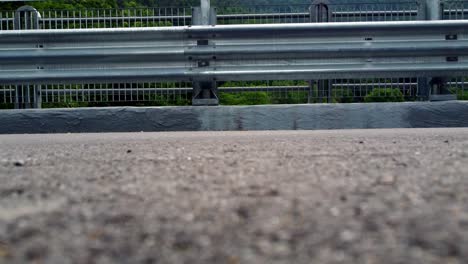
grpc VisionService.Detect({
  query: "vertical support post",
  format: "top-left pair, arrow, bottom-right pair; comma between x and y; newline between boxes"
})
14,5 -> 41,30
426,0 -> 442,20
307,81 -> 314,104
14,85 -> 20,109
34,85 -> 42,109
191,0 -> 219,106
310,0 -> 331,23
192,81 -> 219,106
200,0 -> 211,25
191,0 -> 216,26
417,0 -> 455,101
327,81 -> 332,103
310,0 -> 331,103
14,6 -> 42,109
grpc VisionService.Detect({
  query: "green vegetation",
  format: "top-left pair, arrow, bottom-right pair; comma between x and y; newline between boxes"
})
0,103 -> 14,109
1,83 -> 416,109
220,92 -> 270,105
364,88 -> 405,103
218,81 -> 310,105
330,89 -> 354,103
1,0 -> 309,10
449,89 -> 468,101
220,80 -> 308,87
272,91 -> 309,104
458,91 -> 468,100
219,91 -> 309,105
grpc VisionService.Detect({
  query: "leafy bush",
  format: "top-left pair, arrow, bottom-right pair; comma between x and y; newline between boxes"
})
364,88 -> 404,103
330,89 -> 354,103
219,81 -> 310,105
220,92 -> 271,105
456,90 -> 468,100
271,91 -> 309,104
0,103 -> 14,109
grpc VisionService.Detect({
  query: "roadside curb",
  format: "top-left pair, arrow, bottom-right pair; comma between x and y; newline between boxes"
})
1,102 -> 468,134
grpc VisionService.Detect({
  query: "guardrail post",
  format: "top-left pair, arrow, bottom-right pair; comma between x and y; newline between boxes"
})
33,85 -> 42,109
417,0 -> 456,101
201,0 -> 211,25
307,81 -> 314,103
310,0 -> 332,103
191,0 -> 219,106
14,5 -> 41,30
14,85 -> 20,109
14,6 -> 42,109
192,81 -> 218,106
192,0 -> 216,26
426,0 -> 442,20
310,0 -> 331,22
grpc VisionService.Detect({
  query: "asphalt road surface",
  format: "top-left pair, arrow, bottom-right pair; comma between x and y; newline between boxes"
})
1,128 -> 468,264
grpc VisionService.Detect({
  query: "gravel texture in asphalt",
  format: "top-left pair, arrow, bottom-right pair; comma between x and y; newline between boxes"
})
0,128 -> 468,264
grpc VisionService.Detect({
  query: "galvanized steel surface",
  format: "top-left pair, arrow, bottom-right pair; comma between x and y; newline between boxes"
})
1,0 -> 468,107
0,21 -> 468,85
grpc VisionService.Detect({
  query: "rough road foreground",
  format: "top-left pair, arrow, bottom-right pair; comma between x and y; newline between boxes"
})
0,129 -> 468,264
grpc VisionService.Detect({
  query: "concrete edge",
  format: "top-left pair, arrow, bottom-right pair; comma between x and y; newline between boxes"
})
0,102 -> 467,134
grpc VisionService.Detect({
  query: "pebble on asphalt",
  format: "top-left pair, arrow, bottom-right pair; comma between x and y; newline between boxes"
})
379,174 -> 396,185
13,160 -> 25,167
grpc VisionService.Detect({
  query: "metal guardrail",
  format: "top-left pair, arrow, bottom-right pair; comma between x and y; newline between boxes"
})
1,0 -> 468,108
1,21 -> 468,84
1,20 -> 467,107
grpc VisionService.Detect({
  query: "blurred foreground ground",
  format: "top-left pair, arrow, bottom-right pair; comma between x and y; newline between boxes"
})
1,129 -> 468,263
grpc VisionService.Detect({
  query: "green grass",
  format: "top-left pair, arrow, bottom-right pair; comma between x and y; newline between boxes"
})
456,90 -> 468,100
219,92 -> 271,105
364,88 -> 404,103
330,89 -> 355,103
